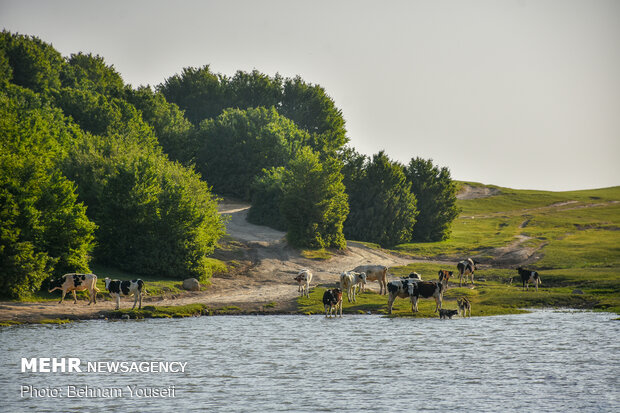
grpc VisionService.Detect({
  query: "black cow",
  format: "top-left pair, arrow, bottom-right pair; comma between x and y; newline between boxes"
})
323,288 -> 343,318
516,267 -> 541,291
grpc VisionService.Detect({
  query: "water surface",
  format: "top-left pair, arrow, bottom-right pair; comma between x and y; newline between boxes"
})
1,310 -> 618,412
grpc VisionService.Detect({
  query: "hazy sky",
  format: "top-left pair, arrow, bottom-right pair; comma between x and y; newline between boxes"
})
2,0 -> 619,191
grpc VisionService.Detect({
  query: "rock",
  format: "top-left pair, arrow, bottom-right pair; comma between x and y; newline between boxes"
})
182,278 -> 200,291
121,314 -> 130,320
572,289 -> 584,295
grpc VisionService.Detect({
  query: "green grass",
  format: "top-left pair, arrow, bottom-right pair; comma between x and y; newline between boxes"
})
108,304 -> 208,319
301,248 -> 333,260
395,184 -> 620,269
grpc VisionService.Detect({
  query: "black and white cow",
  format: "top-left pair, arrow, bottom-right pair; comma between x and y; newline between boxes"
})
457,258 -> 478,286
322,288 -> 343,318
516,267 -> 541,291
387,279 -> 444,314
104,278 -> 145,310
48,273 -> 99,305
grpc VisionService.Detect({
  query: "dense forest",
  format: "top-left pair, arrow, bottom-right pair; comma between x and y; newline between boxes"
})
0,31 -> 459,298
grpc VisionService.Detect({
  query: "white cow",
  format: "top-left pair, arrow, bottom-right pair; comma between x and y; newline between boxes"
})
48,273 -> 99,305
340,271 -> 367,303
353,265 -> 388,295
294,269 -> 313,298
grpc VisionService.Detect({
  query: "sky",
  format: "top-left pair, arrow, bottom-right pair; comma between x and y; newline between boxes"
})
1,0 -> 619,191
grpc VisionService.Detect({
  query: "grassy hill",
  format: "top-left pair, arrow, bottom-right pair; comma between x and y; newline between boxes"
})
300,183 -> 620,317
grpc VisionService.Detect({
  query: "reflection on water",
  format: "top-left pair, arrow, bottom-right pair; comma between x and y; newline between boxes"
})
1,310 -> 619,412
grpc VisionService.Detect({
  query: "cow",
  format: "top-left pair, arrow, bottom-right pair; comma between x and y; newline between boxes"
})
322,288 -> 343,317
386,278 -> 419,314
457,297 -> 471,317
402,272 -> 422,281
387,279 -> 444,314
439,309 -> 458,319
516,267 -> 542,291
438,270 -> 453,289
294,268 -> 313,298
413,281 -> 444,313
48,273 -> 99,305
353,265 -> 388,295
104,278 -> 145,310
457,258 -> 478,286
340,271 -> 367,303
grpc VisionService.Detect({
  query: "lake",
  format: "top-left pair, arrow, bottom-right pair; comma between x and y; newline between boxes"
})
1,310 -> 618,412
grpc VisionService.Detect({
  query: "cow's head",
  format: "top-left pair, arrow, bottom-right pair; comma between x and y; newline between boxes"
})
358,272 -> 367,284
104,277 -> 112,289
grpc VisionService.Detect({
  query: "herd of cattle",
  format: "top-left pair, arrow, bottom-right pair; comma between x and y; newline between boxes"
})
295,258 -> 542,318
48,273 -> 145,310
47,258 -> 542,316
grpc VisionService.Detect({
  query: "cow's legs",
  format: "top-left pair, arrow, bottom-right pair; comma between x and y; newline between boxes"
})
59,290 -> 67,304
115,295 -> 120,310
72,290 -> 77,304
387,295 -> 396,314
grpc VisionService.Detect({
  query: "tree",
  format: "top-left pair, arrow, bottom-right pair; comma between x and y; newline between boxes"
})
405,157 -> 460,242
280,76 -> 348,155
280,148 -> 348,249
343,151 -> 418,247
0,89 -> 96,297
195,107 -> 309,199
247,167 -> 287,231
1,31 -> 64,93
61,52 -> 125,98
158,65 -> 229,125
124,86 -> 195,163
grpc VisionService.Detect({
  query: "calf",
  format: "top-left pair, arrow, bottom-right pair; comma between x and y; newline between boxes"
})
457,297 -> 471,317
340,271 -> 367,303
104,278 -> 144,310
294,268 -> 313,298
49,273 -> 99,305
439,309 -> 458,319
438,270 -> 453,289
457,258 -> 478,286
353,265 -> 388,295
516,267 -> 541,291
322,288 -> 343,317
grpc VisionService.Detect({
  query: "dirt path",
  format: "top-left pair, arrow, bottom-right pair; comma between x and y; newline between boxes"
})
0,202 -> 416,322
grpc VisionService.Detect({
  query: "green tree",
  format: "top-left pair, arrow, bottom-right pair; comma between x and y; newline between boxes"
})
124,86 -> 195,163
158,65 -> 228,125
405,157 -> 460,242
1,31 -> 64,93
280,148 -> 348,249
60,52 -> 125,98
196,107 -> 309,199
280,76 -> 348,155
343,151 -> 418,247
247,167 -> 287,231
0,89 -> 96,297
228,69 -> 283,111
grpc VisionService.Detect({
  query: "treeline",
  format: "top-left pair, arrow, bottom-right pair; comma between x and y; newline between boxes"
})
0,31 -> 459,298
0,32 -> 225,298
